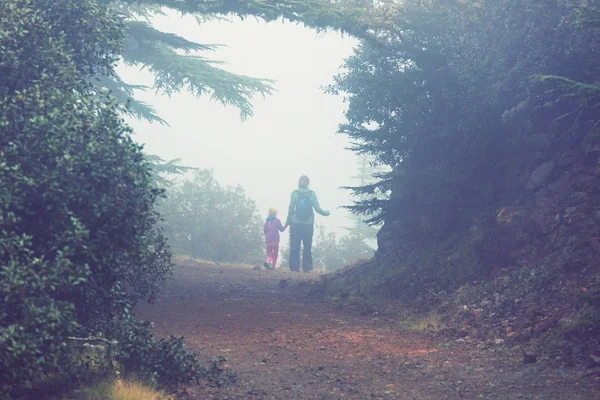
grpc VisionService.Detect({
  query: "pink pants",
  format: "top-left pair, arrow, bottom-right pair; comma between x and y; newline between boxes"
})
265,242 -> 279,269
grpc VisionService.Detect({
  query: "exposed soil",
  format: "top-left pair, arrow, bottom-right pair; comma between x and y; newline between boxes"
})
136,258 -> 600,399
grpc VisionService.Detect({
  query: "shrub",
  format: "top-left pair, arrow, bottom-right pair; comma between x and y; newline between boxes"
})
0,0 -> 195,396
160,170 -> 263,263
115,320 -> 201,389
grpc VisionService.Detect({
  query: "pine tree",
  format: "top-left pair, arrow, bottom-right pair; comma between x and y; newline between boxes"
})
343,154 -> 388,237
329,0 -> 600,238
347,155 -> 381,223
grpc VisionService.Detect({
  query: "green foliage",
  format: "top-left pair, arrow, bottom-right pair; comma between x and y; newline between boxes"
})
95,74 -> 168,125
119,14 -> 274,122
311,225 -> 374,271
532,74 -> 600,111
343,154 -> 386,239
115,320 -> 201,389
100,0 -> 374,123
328,0 -> 600,239
572,3 -> 600,28
160,170 -> 263,263
312,226 -> 345,271
145,154 -> 196,189
0,0 -> 202,396
126,0 -> 371,35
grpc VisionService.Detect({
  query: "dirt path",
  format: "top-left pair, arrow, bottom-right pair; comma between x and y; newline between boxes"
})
136,259 -> 600,399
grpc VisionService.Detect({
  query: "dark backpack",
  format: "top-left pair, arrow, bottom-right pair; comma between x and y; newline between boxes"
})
295,190 -> 314,220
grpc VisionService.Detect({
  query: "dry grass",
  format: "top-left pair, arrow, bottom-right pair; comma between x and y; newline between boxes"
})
397,310 -> 446,332
110,380 -> 171,400
413,310 -> 445,331
71,379 -> 171,400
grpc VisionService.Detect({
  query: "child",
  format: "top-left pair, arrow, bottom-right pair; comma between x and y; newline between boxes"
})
263,207 -> 286,270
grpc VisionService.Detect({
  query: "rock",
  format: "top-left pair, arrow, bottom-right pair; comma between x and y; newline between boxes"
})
523,351 -> 537,364
534,317 -> 557,334
565,206 -> 578,214
520,327 -> 532,342
493,293 -> 502,306
558,317 -> 576,330
529,161 -> 555,188
253,265 -> 261,271
513,314 -> 532,331
589,354 -> 600,367
279,279 -> 288,289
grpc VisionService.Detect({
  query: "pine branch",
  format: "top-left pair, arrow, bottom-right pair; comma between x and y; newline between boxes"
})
534,75 -> 600,95
124,97 -> 169,124
122,37 -> 274,120
341,179 -> 391,196
146,155 -> 197,188
124,0 -> 373,38
110,1 -> 378,123
111,0 -> 167,20
342,198 -> 388,225
126,20 -> 220,53
193,13 -> 230,25
533,75 -> 600,109
95,75 -> 168,124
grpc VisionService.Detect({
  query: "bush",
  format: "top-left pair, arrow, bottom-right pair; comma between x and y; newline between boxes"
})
279,225 -> 375,271
115,320 -> 201,389
0,0 -> 195,396
160,170 -> 263,263
312,226 -> 375,271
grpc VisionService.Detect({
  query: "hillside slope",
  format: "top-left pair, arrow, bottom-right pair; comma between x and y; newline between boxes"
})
320,137 -> 600,365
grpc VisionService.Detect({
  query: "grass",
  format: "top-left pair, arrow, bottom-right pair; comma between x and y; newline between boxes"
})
69,379 -> 171,400
398,309 -> 446,332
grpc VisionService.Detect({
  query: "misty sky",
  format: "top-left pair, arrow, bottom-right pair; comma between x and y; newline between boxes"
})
118,12 -> 360,238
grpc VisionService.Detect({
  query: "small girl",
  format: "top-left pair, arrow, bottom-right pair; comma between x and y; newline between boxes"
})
263,207 -> 286,270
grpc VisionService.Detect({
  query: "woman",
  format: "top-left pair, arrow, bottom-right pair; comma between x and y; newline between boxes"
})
284,175 -> 330,272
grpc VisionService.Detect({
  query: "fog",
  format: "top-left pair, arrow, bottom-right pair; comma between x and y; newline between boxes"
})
118,12 -> 359,237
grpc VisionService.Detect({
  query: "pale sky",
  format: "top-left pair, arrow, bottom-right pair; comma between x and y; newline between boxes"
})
118,12 -> 360,237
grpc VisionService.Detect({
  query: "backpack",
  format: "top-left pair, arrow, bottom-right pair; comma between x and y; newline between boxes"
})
264,218 -> 279,238
295,190 -> 314,221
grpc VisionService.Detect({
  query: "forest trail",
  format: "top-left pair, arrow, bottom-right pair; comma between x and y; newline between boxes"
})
136,259 -> 599,399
